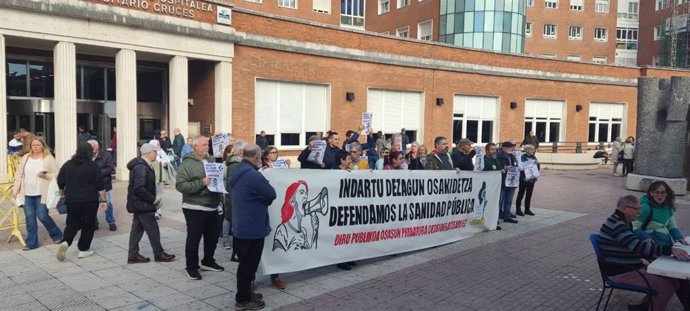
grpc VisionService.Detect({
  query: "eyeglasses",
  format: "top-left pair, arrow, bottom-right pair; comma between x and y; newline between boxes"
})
652,191 -> 667,195
626,205 -> 641,211
269,151 -> 278,154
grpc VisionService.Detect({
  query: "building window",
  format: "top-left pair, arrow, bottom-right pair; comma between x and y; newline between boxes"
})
527,0 -> 534,6
627,2 -> 639,19
595,0 -> 609,12
255,79 -> 329,148
654,26 -> 662,40
652,55 -> 661,66
279,0 -> 297,8
6,59 -> 55,98
592,56 -> 607,64
569,26 -> 582,40
341,0 -> 365,28
656,0 -> 668,10
397,26 -> 410,38
542,53 -> 557,59
245,0 -> 262,3
452,95 -> 498,145
570,0 -> 583,10
588,103 -> 624,143
526,22 -> 533,36
616,27 -> 638,50
567,55 -> 582,61
313,0 -> 331,13
543,24 -> 557,38
397,0 -> 410,8
545,0 -> 558,8
594,28 -> 608,41
418,20 -> 433,40
368,89 -> 422,140
524,100 -> 564,143
379,0 -> 390,14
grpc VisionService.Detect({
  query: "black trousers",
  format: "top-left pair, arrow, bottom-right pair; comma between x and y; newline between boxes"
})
235,238 -> 265,303
63,201 -> 98,251
622,159 -> 634,176
183,209 -> 222,270
128,212 -> 164,259
516,180 -> 536,211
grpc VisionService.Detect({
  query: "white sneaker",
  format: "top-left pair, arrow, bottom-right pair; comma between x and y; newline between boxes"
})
78,250 -> 94,259
613,173 -> 620,176
57,241 -> 68,262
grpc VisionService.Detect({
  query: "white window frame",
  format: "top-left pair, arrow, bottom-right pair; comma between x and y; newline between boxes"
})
452,95 -> 499,145
524,99 -> 565,144
654,26 -> 662,40
367,89 -> 423,137
545,0 -> 558,8
616,27 -> 638,50
592,56 -> 607,64
652,55 -> 661,66
569,26 -> 582,40
627,2 -> 639,19
570,0 -> 583,11
656,0 -> 669,10
278,0 -> 297,9
397,0 -> 411,8
340,0 -> 365,28
594,28 -> 608,41
397,26 -> 410,38
595,0 -> 609,12
588,103 -> 625,143
542,53 -> 557,59
543,24 -> 557,38
417,20 -> 433,40
525,22 -> 533,36
245,0 -> 262,3
313,0 -> 331,13
567,55 -> 582,61
379,0 -> 390,14
254,79 -> 330,149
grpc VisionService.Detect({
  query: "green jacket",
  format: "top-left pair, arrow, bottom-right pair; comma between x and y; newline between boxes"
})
175,152 -> 221,207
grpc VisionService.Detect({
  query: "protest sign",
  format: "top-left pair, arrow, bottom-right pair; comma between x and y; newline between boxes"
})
211,133 -> 229,158
272,159 -> 290,169
474,146 -> 485,172
260,170 -> 501,274
523,160 -> 540,180
505,166 -> 520,187
307,140 -> 327,164
362,112 -> 373,135
204,163 -> 227,193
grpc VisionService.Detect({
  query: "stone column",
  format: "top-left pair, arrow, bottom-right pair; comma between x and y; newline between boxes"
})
169,56 -> 188,138
115,49 -> 138,181
0,35 -> 8,182
53,42 -> 77,166
214,60 -> 232,134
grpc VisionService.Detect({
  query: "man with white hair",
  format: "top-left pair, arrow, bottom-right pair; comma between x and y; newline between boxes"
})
87,140 -> 117,231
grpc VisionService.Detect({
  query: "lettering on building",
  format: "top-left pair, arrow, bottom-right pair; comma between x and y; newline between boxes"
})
96,0 -> 215,20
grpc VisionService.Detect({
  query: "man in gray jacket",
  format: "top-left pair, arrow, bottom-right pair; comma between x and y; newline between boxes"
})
176,136 -> 223,280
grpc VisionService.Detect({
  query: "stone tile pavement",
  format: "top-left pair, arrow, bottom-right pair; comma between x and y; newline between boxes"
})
0,167 -> 687,310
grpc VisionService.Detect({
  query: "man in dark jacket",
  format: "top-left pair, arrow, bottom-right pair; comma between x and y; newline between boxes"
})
88,140 -> 117,231
256,131 -> 269,151
497,141 -> 519,224
176,136 -> 224,280
322,131 -> 340,169
451,138 -> 475,170
126,143 -> 175,264
172,128 -> 185,169
228,144 -> 277,311
298,135 -> 325,169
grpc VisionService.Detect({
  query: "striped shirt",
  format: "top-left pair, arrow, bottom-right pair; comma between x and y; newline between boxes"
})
597,209 -> 672,276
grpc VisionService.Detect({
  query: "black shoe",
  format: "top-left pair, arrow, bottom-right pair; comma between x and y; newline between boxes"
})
251,292 -> 264,302
200,262 -> 224,272
154,252 -> 175,262
503,218 -> 518,224
346,261 -> 357,266
628,302 -> 648,311
496,225 -> 502,230
525,210 -> 535,216
516,211 -> 525,216
109,223 -> 117,231
336,263 -> 352,271
186,269 -> 202,280
127,254 -> 151,264
510,213 -> 517,218
235,299 -> 265,311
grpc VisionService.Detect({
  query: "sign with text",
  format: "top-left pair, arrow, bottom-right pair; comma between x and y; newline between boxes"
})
211,133 -> 229,158
204,163 -> 227,193
307,140 -> 327,164
260,170 -> 501,274
85,0 -> 219,23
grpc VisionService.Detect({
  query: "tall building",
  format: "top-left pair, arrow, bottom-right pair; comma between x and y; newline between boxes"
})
614,0 -> 639,65
639,1 -> 690,67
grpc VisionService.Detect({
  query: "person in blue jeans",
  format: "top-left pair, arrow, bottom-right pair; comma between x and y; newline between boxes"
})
89,140 -> 117,231
12,137 -> 63,250
497,141 -> 519,224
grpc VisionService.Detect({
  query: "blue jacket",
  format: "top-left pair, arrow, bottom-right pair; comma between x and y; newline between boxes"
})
228,160 -> 277,239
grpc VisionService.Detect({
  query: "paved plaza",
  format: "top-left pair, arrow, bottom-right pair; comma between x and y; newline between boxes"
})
0,166 -> 688,311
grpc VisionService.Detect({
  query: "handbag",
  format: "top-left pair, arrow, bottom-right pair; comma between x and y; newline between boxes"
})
56,197 -> 68,215
46,178 -> 60,210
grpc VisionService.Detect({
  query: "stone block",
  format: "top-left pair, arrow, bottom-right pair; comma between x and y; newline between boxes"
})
625,173 -> 687,195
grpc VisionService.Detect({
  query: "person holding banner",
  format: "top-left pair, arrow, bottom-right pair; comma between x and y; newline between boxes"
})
515,145 -> 539,217
425,136 -> 454,170
175,136 -> 224,280
262,146 -> 290,169
228,144 -> 277,310
298,136 -> 325,169
452,138 -> 475,171
347,142 -> 369,170
497,141 -> 519,224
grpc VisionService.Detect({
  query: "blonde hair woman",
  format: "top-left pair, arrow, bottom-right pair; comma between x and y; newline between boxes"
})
12,137 -> 63,250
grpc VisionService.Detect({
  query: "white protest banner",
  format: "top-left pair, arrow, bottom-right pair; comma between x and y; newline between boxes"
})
505,166 -> 520,187
307,140 -> 327,164
362,112 -> 373,135
260,170 -> 501,274
523,160 -> 540,180
211,133 -> 230,158
272,159 -> 289,169
204,163 -> 227,193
